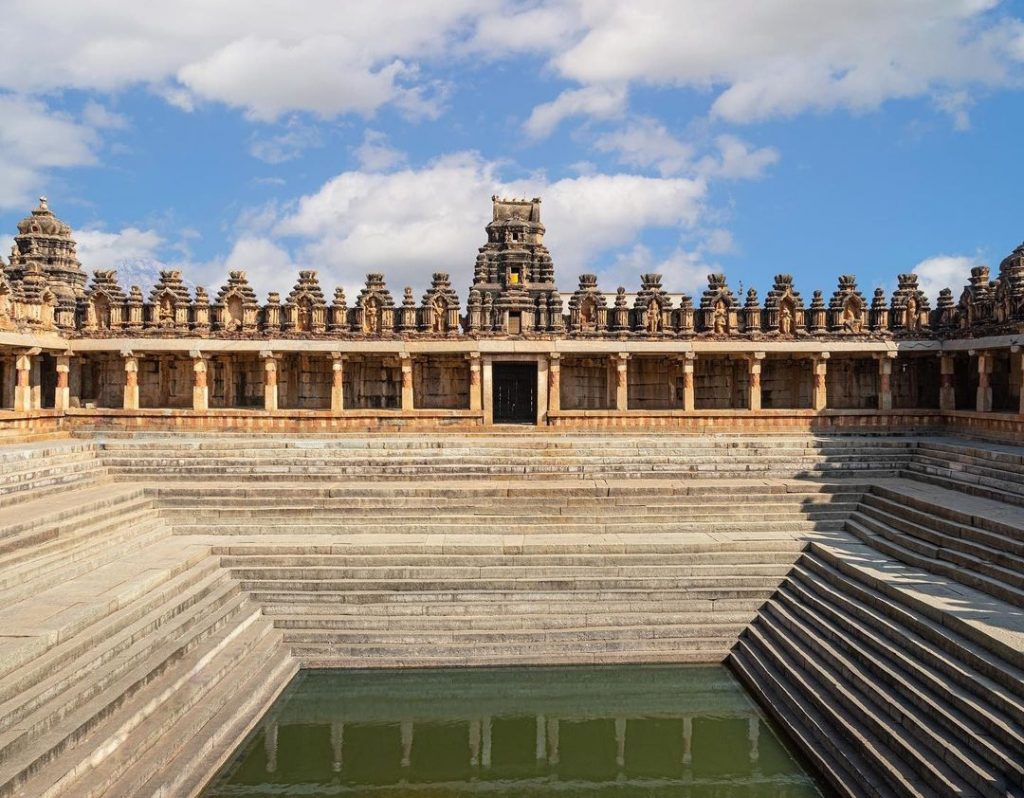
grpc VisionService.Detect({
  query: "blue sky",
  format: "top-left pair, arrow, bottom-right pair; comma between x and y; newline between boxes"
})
1,1 -> 1023,306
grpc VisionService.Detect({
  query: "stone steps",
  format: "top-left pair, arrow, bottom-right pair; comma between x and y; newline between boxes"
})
19,611 -> 286,798
732,542 -> 1024,797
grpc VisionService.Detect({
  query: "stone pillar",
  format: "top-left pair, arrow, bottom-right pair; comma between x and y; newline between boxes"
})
535,714 -> 546,762
13,351 -> 36,412
1015,346 -> 1024,416
974,350 -> 992,412
681,353 -> 695,411
748,716 -> 760,765
122,352 -> 139,411
54,354 -> 71,411
546,717 -> 560,765
939,353 -> 956,411
467,354 -> 482,412
682,715 -> 693,766
878,352 -> 895,411
262,352 -> 278,411
400,719 -> 414,768
812,353 -> 830,411
482,716 -> 492,770
748,353 -> 764,411
331,353 -> 345,412
30,357 -> 41,411
614,353 -> 629,412
191,351 -> 209,411
400,355 -> 414,410
615,717 -> 626,769
331,721 -> 344,773
265,721 -> 278,774
482,356 -> 494,424
548,353 -> 561,415
536,356 -> 549,425
469,719 -> 481,767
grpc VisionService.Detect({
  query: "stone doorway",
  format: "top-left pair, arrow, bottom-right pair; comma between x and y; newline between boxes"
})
492,362 -> 537,423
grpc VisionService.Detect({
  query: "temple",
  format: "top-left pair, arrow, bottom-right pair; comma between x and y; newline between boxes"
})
1,195 -> 1022,435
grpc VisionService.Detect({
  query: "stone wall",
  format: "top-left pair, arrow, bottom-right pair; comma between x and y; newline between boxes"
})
628,356 -> 678,410
695,358 -> 749,410
414,356 -> 469,410
561,357 -> 611,410
209,355 -> 264,409
826,357 -> 879,410
762,357 -> 812,409
892,354 -> 940,410
344,356 -> 401,410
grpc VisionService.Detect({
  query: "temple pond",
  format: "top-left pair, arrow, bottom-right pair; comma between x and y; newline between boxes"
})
203,665 -> 826,797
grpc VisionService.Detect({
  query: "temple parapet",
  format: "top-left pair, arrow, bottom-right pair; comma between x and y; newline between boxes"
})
0,197 -> 1022,340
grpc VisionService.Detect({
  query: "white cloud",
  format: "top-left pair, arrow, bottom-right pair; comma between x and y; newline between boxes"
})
0,1 -> 490,122
272,151 -> 706,296
524,84 -> 627,138
0,95 -> 101,209
594,117 -> 693,176
249,119 -> 322,164
912,254 -> 975,301
697,134 -> 779,180
76,226 -> 165,268
599,243 -> 711,296
540,1 -> 1023,125
354,130 -> 407,172
219,236 -> 298,297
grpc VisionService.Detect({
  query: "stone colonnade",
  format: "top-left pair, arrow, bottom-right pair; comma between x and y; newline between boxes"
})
259,711 -> 763,776
3,343 -> 1023,420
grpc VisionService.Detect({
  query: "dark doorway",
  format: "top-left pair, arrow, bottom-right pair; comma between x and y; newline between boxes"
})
493,362 -> 537,423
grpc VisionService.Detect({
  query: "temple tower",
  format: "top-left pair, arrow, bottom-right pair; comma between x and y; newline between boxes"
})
466,196 -> 560,335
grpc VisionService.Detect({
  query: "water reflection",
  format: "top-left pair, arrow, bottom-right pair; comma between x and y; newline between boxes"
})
204,666 -> 824,797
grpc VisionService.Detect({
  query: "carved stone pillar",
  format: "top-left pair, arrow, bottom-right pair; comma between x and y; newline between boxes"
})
939,353 -> 955,411
191,351 -> 208,411
331,353 -> 345,412
614,353 -> 629,412
748,353 -> 764,411
400,719 -> 414,768
13,350 -> 36,412
974,350 -> 992,412
812,353 -> 830,411
467,353 -> 482,412
482,356 -> 493,424
54,354 -> 71,411
400,355 -> 414,410
1015,346 -> 1024,416
548,353 -> 561,415
878,352 -> 895,411
331,721 -> 344,773
265,721 -> 278,774
681,352 -> 695,411
122,352 -> 139,411
262,352 -> 278,411
615,717 -> 626,769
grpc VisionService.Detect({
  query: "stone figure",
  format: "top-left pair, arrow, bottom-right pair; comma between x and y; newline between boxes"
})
647,300 -> 660,333
780,305 -> 793,335
713,301 -> 727,335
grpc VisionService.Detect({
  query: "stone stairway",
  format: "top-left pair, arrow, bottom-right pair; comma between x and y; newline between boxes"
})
903,439 -> 1024,506
732,488 -> 1024,798
93,433 -> 914,481
165,479 -> 852,667
0,469 -> 296,798
0,439 -> 106,507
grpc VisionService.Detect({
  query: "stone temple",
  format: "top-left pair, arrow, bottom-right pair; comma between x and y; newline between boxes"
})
0,195 -> 1021,796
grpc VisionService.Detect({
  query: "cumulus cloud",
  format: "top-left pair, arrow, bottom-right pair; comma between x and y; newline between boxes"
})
0,95 -> 102,209
912,254 -> 975,301
524,84 -> 627,138
593,117 -> 693,176
542,1 -> 1024,125
697,135 -> 779,180
249,119 -> 323,164
272,151 -> 706,295
353,130 -> 407,172
600,243 -> 712,296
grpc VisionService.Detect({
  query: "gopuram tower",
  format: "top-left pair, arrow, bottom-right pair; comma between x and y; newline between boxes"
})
465,196 -> 563,335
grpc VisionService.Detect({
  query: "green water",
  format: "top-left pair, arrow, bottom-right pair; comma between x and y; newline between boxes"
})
203,666 -> 825,797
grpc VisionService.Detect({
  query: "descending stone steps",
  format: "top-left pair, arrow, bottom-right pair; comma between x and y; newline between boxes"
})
732,541 -> 1024,798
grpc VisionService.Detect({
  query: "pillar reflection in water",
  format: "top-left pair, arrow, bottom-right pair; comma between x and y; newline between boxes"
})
205,666 -> 824,797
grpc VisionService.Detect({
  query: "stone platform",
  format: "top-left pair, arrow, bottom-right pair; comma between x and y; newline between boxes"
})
0,432 -> 1022,797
